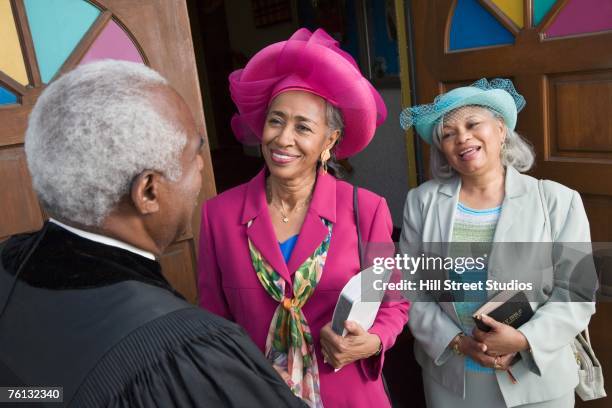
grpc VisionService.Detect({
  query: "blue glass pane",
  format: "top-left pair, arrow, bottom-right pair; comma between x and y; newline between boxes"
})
24,0 -> 100,83
0,86 -> 18,105
450,0 -> 515,51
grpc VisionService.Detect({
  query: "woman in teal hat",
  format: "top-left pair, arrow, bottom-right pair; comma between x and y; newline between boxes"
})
399,79 -> 595,407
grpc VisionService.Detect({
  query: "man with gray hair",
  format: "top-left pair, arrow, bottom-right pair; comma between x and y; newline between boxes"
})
0,60 -> 305,407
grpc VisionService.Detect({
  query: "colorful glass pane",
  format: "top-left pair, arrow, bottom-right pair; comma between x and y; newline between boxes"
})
546,0 -> 612,38
533,0 -> 557,26
450,0 -> 514,51
0,0 -> 29,85
80,20 -> 143,65
24,0 -> 100,83
0,86 -> 18,105
491,0 -> 524,28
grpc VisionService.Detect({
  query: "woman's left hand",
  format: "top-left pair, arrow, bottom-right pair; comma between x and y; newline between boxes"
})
319,321 -> 381,370
472,314 -> 530,356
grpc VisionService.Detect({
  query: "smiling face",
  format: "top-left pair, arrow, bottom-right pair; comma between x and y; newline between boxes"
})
261,90 -> 338,181
438,106 -> 506,177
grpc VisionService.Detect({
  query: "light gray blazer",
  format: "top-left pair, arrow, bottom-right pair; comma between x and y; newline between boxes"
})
400,166 -> 596,407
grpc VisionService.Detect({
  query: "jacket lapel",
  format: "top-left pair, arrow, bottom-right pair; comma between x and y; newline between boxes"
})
287,171 -> 336,275
436,167 -> 529,244
435,178 -> 460,256
241,168 -> 291,284
435,179 -> 461,325
488,167 -> 528,282
493,166 -> 528,241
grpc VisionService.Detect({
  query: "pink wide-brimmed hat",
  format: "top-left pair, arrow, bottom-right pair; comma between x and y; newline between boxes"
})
229,28 -> 387,159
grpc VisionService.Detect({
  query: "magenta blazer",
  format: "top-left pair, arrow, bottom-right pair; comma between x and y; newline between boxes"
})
198,169 -> 409,407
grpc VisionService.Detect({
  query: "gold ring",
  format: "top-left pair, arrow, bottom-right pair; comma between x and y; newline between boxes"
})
493,356 -> 501,369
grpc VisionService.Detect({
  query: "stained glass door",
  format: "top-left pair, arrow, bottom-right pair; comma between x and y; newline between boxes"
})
409,1 -> 611,406
0,0 -> 213,303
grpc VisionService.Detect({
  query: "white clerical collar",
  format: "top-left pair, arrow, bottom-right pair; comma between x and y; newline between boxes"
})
49,218 -> 156,261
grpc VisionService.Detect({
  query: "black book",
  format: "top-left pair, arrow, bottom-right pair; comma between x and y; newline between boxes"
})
472,290 -> 534,332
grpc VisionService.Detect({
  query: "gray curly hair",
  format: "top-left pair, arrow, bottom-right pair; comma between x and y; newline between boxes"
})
430,106 -> 535,180
25,60 -> 187,227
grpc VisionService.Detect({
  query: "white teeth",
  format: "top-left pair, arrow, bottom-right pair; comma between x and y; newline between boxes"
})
459,147 -> 478,156
273,152 -> 294,160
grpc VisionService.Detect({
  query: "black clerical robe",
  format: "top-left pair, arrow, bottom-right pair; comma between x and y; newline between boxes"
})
0,222 -> 305,407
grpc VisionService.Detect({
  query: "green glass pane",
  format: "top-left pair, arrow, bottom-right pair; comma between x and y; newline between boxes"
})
534,0 -> 557,26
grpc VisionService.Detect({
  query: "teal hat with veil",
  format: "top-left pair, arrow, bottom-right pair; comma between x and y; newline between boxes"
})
400,78 -> 526,144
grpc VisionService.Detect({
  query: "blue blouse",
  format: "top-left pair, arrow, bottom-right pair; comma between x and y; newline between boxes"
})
278,235 -> 299,263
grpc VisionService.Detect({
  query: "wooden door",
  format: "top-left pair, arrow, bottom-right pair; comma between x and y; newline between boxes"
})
409,1 -> 611,406
0,0 -> 215,303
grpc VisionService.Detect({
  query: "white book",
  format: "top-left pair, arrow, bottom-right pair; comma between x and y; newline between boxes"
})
331,265 -> 391,337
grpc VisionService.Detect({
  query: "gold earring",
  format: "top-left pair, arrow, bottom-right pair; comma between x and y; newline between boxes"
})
320,149 -> 331,174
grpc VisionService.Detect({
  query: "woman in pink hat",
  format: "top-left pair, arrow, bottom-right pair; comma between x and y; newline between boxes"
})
198,28 -> 409,407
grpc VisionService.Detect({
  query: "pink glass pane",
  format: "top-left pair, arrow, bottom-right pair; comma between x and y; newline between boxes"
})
80,20 -> 143,64
546,0 -> 612,38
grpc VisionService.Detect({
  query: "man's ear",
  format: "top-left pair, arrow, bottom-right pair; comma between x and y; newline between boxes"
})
131,171 -> 161,215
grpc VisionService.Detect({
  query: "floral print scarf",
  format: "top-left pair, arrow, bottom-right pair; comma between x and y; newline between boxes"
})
247,218 -> 332,408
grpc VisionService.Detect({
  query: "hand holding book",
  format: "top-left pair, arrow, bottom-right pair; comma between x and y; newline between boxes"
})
470,290 -> 532,355
320,321 -> 382,371
324,265 -> 388,370
468,290 -> 534,384
472,314 -> 531,356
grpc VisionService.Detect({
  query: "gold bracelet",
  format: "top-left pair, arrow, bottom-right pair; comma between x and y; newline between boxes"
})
374,341 -> 383,356
452,333 -> 465,356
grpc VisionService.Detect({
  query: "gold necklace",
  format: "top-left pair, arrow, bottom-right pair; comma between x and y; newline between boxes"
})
266,182 -> 312,223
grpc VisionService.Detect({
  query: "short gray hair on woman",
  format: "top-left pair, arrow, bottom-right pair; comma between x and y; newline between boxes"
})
326,101 -> 344,139
429,106 -> 535,180
25,60 -> 187,227
325,102 -> 347,177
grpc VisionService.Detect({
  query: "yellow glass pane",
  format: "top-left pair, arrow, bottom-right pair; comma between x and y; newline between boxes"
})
492,0 -> 524,28
0,0 -> 28,85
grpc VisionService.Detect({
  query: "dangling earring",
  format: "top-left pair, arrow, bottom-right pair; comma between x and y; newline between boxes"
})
320,149 -> 331,174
